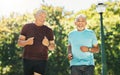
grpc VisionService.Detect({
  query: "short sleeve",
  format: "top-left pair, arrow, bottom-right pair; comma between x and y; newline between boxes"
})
20,24 -> 28,36
47,28 -> 54,41
92,31 -> 98,45
68,33 -> 71,45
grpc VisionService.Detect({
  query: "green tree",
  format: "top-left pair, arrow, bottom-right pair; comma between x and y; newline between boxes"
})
0,1 -> 120,75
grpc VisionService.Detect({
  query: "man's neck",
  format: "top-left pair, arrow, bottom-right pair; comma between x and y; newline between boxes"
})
77,28 -> 85,32
35,22 -> 43,26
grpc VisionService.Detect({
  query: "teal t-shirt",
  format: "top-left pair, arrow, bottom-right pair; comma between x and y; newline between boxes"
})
68,29 -> 98,66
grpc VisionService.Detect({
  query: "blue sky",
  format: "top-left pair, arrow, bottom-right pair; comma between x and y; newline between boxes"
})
0,0 -> 108,18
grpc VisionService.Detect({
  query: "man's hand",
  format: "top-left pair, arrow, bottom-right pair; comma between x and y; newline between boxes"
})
80,46 -> 88,52
42,36 -> 49,46
68,53 -> 73,60
34,72 -> 41,75
48,41 -> 55,51
26,37 -> 34,45
18,35 -> 34,47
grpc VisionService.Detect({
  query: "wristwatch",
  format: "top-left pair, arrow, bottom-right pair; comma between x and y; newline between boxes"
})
88,47 -> 92,52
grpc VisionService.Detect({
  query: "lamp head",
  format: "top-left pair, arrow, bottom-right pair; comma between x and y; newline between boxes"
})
96,2 -> 106,13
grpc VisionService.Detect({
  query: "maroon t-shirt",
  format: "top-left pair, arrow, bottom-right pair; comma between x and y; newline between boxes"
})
21,23 -> 54,60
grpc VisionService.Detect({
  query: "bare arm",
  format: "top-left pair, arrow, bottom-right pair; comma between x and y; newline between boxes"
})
17,35 -> 34,47
48,40 -> 56,51
42,36 -> 55,51
17,35 -> 26,47
67,44 -> 72,60
68,45 -> 72,54
90,44 -> 99,53
80,44 -> 99,53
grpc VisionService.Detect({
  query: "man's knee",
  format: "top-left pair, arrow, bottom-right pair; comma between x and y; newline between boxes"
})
34,72 -> 41,75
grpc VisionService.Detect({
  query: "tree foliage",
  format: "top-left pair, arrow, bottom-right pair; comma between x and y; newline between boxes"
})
0,1 -> 120,75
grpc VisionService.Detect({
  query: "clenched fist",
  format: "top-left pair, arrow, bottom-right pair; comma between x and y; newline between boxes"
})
42,36 -> 49,46
26,37 -> 34,45
68,53 -> 73,60
80,46 -> 88,52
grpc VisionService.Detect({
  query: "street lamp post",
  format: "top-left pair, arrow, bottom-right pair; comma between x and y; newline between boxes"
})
96,2 -> 107,75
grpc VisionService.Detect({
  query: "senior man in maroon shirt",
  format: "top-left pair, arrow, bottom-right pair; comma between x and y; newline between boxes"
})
18,9 -> 55,75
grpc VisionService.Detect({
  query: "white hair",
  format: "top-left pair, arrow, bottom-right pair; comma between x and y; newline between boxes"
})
75,14 -> 86,22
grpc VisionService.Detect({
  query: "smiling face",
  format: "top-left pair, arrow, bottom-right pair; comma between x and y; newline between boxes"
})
34,10 -> 47,26
75,14 -> 87,31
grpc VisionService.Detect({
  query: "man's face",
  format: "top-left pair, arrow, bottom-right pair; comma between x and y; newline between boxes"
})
35,13 -> 46,26
75,17 -> 87,31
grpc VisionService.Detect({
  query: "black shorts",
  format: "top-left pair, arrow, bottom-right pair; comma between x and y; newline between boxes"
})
23,59 -> 47,75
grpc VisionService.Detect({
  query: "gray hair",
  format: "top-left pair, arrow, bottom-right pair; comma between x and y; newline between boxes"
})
75,14 -> 86,22
34,9 -> 47,17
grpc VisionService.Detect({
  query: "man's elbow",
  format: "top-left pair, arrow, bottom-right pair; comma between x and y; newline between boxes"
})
17,43 -> 24,47
96,50 -> 99,53
95,48 -> 100,53
17,41 -> 25,47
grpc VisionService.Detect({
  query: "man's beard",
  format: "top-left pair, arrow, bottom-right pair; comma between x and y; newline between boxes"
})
77,27 -> 85,31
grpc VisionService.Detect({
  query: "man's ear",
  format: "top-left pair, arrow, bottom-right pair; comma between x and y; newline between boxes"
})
75,22 -> 77,25
85,21 -> 87,25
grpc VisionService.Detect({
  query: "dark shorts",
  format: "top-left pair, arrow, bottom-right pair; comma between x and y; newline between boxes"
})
23,59 -> 47,75
71,65 -> 94,75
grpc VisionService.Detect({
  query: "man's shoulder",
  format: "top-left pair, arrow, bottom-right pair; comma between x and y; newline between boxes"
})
43,25 -> 52,30
23,23 -> 33,27
85,29 -> 94,33
68,29 -> 77,35
25,23 -> 34,26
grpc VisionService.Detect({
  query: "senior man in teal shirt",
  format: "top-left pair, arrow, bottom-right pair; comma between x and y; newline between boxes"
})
68,14 -> 99,75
